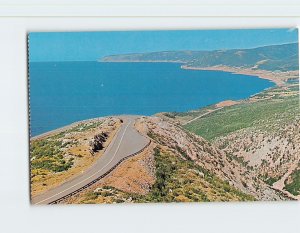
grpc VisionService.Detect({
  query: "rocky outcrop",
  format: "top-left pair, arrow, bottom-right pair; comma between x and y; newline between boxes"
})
89,132 -> 108,154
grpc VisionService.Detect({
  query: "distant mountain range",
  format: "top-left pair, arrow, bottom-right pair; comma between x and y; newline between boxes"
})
100,43 -> 299,72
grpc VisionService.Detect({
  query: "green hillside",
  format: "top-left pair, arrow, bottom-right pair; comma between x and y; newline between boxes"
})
72,147 -> 255,203
101,43 -> 299,72
184,95 -> 299,141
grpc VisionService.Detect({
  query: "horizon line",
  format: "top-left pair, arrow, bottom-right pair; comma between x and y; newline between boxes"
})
29,41 -> 299,63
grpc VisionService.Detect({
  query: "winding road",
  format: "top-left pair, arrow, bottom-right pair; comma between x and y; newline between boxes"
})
31,116 -> 150,205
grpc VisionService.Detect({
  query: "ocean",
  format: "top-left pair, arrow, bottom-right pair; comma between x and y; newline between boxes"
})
29,62 -> 274,136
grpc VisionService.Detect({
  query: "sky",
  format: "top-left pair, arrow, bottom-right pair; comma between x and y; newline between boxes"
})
29,28 -> 298,62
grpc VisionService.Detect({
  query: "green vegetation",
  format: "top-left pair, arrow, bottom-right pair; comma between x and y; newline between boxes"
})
102,43 -> 298,72
260,174 -> 281,186
30,121 -> 103,173
184,96 -> 299,141
72,121 -> 102,132
30,139 -> 73,173
81,147 -> 255,203
226,153 -> 249,168
284,168 -> 300,196
162,112 -> 176,118
167,106 -> 211,118
136,148 -> 254,202
265,177 -> 280,186
50,121 -> 102,140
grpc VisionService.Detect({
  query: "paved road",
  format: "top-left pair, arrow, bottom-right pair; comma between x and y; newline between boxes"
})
31,116 -> 149,205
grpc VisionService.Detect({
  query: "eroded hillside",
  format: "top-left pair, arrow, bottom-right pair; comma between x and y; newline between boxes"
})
61,115 -> 288,204
173,82 -> 299,200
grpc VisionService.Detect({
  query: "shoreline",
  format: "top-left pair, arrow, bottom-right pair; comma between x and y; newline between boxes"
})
101,60 -> 298,87
181,65 -> 288,86
31,63 -> 298,140
31,114 -> 144,140
30,117 -> 106,141
99,60 -> 183,64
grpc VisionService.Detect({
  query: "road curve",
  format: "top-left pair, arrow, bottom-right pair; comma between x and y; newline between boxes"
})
31,115 -> 150,205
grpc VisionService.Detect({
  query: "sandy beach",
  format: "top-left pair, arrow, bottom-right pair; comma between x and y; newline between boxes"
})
181,65 -> 299,87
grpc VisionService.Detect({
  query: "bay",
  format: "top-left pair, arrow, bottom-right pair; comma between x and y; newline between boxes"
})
29,62 -> 274,136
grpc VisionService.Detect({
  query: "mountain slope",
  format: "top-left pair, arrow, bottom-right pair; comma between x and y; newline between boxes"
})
100,43 -> 299,72
173,84 -> 300,200
62,115 -> 287,204
138,116 -> 285,201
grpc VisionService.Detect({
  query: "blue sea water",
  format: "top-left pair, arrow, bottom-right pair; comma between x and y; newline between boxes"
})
29,62 -> 274,136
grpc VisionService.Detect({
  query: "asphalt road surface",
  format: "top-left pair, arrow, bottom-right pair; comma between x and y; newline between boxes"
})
31,115 -> 149,205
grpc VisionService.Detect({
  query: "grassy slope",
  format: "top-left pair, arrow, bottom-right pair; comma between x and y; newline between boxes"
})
76,147 -> 255,204
136,148 -> 255,202
182,89 -> 299,197
184,96 -> 299,141
30,121 -> 102,174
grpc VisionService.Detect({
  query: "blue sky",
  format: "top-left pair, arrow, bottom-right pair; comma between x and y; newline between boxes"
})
29,28 -> 298,62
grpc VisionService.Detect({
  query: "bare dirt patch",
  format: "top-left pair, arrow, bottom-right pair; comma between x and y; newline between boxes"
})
215,100 -> 238,108
63,141 -> 156,204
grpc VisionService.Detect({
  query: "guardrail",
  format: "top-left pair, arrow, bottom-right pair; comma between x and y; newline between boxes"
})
49,140 -> 151,204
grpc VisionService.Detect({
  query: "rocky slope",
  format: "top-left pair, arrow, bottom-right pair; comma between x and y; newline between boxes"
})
173,83 -> 299,200
31,87 -> 297,203
62,114 -> 288,204
213,112 -> 300,199
137,116 -> 286,201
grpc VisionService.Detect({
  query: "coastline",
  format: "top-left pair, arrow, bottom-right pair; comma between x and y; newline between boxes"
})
31,114 -> 143,140
30,117 -> 106,141
100,60 -> 298,87
31,62 -> 298,139
99,60 -> 183,64
181,65 -> 291,87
